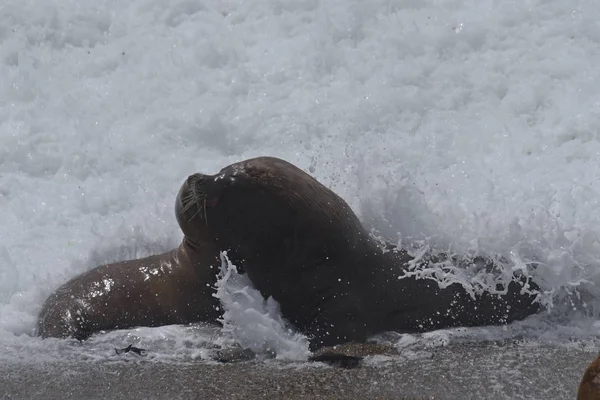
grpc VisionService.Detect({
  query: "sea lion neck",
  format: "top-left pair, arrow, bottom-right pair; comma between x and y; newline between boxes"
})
180,237 -> 221,273
182,236 -> 206,253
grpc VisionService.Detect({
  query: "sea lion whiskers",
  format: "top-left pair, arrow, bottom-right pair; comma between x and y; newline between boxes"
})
179,192 -> 197,213
179,187 -> 208,223
190,178 -> 210,225
189,202 -> 206,224
179,196 -> 196,217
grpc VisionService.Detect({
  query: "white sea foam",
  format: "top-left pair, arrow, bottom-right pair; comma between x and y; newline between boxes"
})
215,252 -> 310,360
2,0 -> 600,363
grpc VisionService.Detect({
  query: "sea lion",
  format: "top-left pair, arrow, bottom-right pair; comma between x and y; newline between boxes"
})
188,156 -> 540,349
578,354 -> 600,400
37,175 -> 222,340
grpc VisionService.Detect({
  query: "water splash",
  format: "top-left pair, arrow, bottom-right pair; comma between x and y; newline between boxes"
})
214,252 -> 310,361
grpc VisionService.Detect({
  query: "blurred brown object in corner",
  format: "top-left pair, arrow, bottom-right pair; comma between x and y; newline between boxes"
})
579,354 -> 600,400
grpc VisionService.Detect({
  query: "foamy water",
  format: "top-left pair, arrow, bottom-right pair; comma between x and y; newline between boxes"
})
2,0 -> 600,363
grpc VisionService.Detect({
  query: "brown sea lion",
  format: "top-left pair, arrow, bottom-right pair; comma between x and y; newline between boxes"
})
188,156 -> 540,349
37,175 -> 222,340
578,354 -> 600,400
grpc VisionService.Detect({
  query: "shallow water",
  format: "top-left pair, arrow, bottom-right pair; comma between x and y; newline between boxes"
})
2,0 -> 600,376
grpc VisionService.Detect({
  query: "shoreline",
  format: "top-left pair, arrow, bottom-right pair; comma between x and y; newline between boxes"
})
1,341 -> 592,399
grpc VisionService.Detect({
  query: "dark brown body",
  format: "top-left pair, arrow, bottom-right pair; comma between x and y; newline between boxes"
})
39,156 -> 540,347
579,354 -> 600,400
38,178 -> 222,340
191,156 -> 540,349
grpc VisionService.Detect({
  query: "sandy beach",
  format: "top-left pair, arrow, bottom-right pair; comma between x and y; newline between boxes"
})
1,341 -> 592,400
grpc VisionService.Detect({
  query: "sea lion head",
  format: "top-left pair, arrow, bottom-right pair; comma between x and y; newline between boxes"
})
182,156 -> 367,265
175,173 -> 220,247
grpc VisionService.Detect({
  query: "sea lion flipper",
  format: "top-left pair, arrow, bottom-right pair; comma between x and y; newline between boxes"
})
37,291 -> 93,341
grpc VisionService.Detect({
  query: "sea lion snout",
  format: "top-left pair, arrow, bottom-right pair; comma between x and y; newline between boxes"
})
175,175 -> 209,231
189,173 -> 221,207
184,173 -> 209,194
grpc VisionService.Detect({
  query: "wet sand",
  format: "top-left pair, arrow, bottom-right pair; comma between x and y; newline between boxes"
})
0,341 -> 593,399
